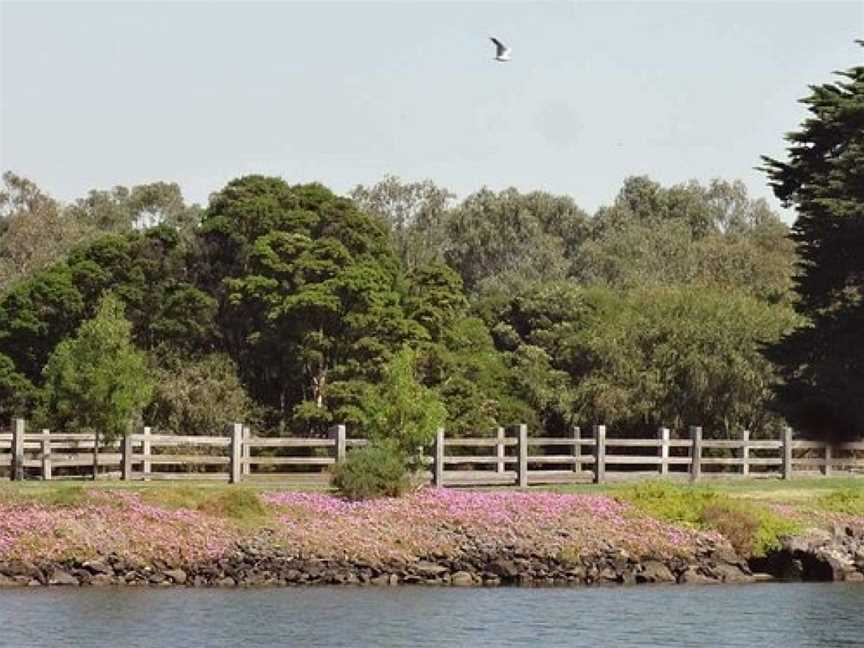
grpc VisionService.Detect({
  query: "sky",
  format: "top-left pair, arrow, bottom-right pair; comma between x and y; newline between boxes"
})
1,1 -> 862,220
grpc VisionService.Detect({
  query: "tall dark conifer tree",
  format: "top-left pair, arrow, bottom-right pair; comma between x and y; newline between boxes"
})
761,43 -> 864,440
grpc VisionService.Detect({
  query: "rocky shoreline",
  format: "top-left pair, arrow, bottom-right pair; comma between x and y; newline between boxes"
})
1,488 -> 863,590
0,537 -> 757,588
4,526 -> 864,589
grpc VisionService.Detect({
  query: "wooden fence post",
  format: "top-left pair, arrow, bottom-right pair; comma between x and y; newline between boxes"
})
142,426 -> 152,481
496,427 -> 505,475
433,427 -> 445,487
229,422 -> 243,484
782,426 -> 793,480
41,429 -> 52,481
242,425 -> 252,477
572,426 -> 582,475
12,418 -> 24,482
823,444 -> 832,477
659,427 -> 669,476
741,429 -> 750,477
593,424 -> 606,484
121,433 -> 133,481
689,426 -> 702,482
511,424 -> 528,488
330,424 -> 346,464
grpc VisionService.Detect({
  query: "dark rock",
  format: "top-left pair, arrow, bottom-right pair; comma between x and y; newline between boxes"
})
0,573 -> 23,587
678,568 -> 716,585
164,569 -> 187,584
48,569 -> 79,586
707,562 -> 754,583
89,574 -> 115,587
638,560 -> 675,584
413,561 -> 449,578
488,559 -> 520,579
82,560 -> 113,575
451,571 -> 475,586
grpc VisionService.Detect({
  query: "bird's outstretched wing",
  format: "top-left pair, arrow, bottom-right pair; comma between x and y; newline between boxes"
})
490,37 -> 508,56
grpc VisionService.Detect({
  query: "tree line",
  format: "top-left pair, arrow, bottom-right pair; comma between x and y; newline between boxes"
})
0,48 -> 860,442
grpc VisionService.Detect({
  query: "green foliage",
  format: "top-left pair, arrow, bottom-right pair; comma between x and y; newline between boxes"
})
206,176 -> 420,431
761,46 -> 864,440
444,187 -> 589,295
618,481 -> 717,526
577,177 -> 796,303
195,489 -> 268,523
0,353 -> 40,422
817,489 -> 864,516
350,176 -> 454,272
620,482 -> 798,557
330,440 -> 410,500
405,263 -> 531,433
360,346 -> 447,460
145,352 -> 259,434
701,501 -> 798,557
42,293 -> 153,443
489,282 -> 799,436
0,172 -> 94,293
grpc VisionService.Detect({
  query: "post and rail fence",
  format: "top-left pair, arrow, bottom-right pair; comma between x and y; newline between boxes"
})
2,418 -> 862,486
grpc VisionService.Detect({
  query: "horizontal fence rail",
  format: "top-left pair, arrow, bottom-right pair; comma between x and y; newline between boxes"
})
3,419 -> 864,485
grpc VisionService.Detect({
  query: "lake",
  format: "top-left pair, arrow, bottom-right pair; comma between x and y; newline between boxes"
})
0,583 -> 861,647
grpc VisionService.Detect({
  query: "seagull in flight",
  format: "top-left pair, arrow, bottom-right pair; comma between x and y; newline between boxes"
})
490,37 -> 511,62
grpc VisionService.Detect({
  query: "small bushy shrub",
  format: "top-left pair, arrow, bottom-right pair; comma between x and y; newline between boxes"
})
817,489 -> 864,516
701,501 -> 797,557
619,481 -> 798,557
331,441 -> 410,500
196,489 -> 268,523
618,481 -> 717,526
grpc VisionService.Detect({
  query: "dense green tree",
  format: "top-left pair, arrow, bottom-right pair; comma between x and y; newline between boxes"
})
0,264 -> 85,383
204,176 -> 420,431
445,187 -> 589,295
145,352 -> 258,434
577,178 -> 796,302
0,173 -> 93,292
761,46 -> 864,440
66,181 -> 200,233
358,345 -> 447,463
0,354 -> 40,423
350,176 -> 454,272
42,294 -> 153,477
404,263 -> 533,433
488,283 -> 799,437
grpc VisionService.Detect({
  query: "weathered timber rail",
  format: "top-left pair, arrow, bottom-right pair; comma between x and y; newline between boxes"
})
2,418 -> 862,485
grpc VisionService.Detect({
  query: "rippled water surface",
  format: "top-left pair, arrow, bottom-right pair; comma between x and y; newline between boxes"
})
0,583 -> 862,647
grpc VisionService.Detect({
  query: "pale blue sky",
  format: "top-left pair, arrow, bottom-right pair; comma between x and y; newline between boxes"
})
1,1 -> 862,218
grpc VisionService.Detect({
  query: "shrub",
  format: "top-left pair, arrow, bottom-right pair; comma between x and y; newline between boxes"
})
360,346 -> 447,466
619,481 -> 798,557
331,441 -> 411,500
196,489 -> 268,523
701,502 -> 797,557
618,481 -> 717,526
817,489 -> 864,516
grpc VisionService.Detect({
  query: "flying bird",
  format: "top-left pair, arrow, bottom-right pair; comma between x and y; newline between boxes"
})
490,37 -> 511,62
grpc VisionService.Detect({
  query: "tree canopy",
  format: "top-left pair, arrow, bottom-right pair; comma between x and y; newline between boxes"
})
0,168 -> 808,439
762,45 -> 864,440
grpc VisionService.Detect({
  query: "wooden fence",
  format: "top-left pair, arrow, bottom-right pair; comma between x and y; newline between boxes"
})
2,419 -> 863,485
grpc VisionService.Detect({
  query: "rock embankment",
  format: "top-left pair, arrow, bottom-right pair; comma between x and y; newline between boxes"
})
752,524 -> 864,582
0,537 -> 755,588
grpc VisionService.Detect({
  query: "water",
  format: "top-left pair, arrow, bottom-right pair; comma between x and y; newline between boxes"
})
0,583 -> 861,647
